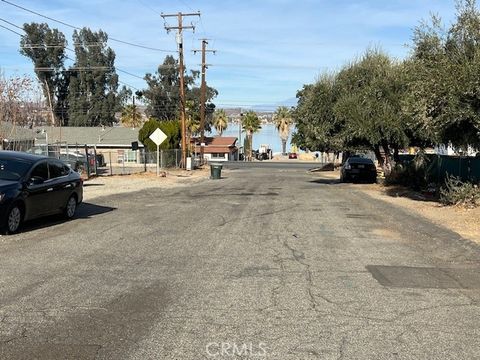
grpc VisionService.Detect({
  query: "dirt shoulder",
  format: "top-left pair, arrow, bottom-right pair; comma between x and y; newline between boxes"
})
83,167 -> 211,201
316,170 -> 480,244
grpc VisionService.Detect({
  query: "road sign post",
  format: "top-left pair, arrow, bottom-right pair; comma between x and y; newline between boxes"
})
149,128 -> 168,176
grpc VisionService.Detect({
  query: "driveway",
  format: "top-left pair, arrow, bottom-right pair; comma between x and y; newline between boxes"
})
0,166 -> 479,359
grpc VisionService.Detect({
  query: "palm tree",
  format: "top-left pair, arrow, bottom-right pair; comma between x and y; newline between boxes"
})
274,106 -> 293,155
213,109 -> 228,136
120,104 -> 142,129
241,110 -> 261,160
186,115 -> 200,153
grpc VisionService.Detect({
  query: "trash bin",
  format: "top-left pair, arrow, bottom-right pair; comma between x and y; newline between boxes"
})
210,163 -> 223,179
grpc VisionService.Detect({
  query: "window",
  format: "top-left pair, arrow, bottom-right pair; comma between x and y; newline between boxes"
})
49,160 -> 69,179
211,153 -> 225,158
30,161 -> 48,181
126,150 -> 137,162
0,159 -> 32,181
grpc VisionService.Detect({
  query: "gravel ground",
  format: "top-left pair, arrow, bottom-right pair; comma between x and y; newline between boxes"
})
317,170 -> 480,244
83,167 -> 211,201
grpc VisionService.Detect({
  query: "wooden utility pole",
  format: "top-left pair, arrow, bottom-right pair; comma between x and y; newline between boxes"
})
193,39 -> 216,161
161,11 -> 200,168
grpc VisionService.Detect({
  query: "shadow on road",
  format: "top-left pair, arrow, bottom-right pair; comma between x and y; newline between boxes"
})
20,202 -> 116,233
309,178 -> 341,185
76,202 -> 116,218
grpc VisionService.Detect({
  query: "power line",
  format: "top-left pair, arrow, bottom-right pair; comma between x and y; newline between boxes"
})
0,0 -> 176,52
0,23 -> 23,37
0,21 -> 150,86
117,68 -> 144,80
135,0 -> 162,16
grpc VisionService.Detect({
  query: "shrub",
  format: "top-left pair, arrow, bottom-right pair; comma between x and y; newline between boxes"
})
440,175 -> 480,208
385,151 -> 432,190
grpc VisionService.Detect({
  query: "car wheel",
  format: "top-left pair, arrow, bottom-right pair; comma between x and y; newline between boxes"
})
5,203 -> 23,234
64,195 -> 77,219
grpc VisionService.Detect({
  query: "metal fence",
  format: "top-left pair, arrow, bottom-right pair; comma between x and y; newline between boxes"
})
25,145 -> 183,177
398,154 -> 480,183
97,149 -> 182,176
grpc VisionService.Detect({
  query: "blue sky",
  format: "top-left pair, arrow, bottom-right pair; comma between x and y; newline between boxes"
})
0,0 -> 457,108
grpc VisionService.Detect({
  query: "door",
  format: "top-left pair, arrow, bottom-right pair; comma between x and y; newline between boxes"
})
24,160 -> 52,219
47,159 -> 72,212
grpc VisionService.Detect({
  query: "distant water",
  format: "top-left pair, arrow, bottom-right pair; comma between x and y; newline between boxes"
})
209,123 -> 294,153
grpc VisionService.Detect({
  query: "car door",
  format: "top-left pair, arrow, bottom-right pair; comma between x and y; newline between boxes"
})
24,160 -> 52,219
47,159 -> 72,212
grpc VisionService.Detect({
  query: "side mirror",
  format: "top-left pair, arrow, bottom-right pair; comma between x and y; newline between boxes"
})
28,176 -> 44,186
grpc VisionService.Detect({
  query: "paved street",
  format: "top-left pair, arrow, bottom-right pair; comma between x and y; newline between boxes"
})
1,166 -> 479,359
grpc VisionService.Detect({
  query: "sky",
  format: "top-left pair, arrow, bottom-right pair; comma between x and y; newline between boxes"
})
0,0 -> 458,109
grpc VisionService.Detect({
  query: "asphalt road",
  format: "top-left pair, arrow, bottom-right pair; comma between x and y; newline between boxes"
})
1,166 -> 479,359
222,160 -> 325,170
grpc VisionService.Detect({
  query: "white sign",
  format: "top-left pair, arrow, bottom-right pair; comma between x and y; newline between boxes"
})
149,128 -> 167,146
149,128 -> 168,176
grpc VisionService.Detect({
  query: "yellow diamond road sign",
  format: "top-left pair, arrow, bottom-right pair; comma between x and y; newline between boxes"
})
149,128 -> 167,146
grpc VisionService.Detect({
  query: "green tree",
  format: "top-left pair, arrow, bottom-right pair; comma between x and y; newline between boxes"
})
406,0 -> 480,149
143,56 -> 217,123
274,106 -> 293,154
20,22 -> 68,126
333,49 -> 410,167
67,28 -> 123,126
292,74 -> 340,153
213,109 -> 228,136
120,104 -> 142,129
241,111 -> 261,160
138,118 -> 181,151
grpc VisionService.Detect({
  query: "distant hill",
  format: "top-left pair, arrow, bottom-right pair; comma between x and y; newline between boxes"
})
218,97 -> 298,114
251,97 -> 298,112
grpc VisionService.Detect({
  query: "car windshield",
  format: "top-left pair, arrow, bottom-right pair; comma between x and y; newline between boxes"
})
0,158 -> 33,181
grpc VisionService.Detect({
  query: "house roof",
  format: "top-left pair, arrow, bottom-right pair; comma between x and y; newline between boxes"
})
0,122 -> 36,141
33,126 -> 142,147
191,136 -> 237,146
191,136 -> 238,154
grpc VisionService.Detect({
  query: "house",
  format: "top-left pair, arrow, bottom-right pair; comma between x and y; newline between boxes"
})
191,136 -> 238,162
32,126 -> 144,164
0,122 -> 36,151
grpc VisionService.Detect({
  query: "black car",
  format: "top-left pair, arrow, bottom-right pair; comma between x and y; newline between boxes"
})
340,157 -> 377,183
0,151 -> 83,234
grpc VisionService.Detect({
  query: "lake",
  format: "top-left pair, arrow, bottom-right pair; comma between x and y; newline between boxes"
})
209,123 -> 295,154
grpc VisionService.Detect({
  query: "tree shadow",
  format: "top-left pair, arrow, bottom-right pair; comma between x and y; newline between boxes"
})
309,178 -> 342,185
20,202 -> 116,233
382,185 -> 439,203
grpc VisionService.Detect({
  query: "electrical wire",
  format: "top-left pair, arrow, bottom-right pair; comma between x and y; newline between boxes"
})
0,21 -> 147,92
0,0 -> 176,52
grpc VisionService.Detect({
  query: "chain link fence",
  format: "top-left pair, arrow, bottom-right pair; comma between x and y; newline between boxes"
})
95,149 -> 181,176
27,145 -> 183,177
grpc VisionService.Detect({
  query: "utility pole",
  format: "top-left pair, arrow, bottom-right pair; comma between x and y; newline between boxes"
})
132,94 -> 136,129
193,39 -> 216,161
161,11 -> 200,168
